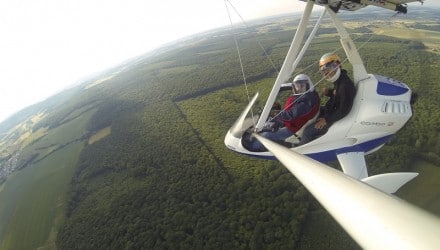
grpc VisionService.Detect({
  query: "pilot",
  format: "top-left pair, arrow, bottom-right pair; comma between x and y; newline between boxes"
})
299,52 -> 356,145
244,74 -> 320,151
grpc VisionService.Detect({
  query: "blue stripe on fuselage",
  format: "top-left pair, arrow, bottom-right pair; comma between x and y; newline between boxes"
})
236,135 -> 394,163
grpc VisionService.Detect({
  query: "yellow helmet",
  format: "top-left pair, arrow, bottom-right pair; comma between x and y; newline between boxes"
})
319,53 -> 341,68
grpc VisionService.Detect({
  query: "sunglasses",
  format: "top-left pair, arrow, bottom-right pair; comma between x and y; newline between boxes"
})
320,61 -> 339,74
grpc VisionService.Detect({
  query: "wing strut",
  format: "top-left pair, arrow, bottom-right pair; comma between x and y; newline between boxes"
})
326,5 -> 368,84
254,133 -> 440,249
255,0 -> 315,131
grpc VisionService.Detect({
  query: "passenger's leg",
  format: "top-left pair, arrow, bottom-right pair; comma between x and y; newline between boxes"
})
262,127 -> 293,142
299,123 -> 329,145
243,127 -> 293,151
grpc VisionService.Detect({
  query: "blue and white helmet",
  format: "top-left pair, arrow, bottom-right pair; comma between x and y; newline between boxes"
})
293,74 -> 314,93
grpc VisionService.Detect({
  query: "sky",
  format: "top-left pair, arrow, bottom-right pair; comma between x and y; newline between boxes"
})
0,0 -> 308,123
0,0 -> 434,123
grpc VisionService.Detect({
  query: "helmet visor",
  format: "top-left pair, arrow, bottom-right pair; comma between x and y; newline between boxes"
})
293,79 -> 308,85
293,80 -> 308,93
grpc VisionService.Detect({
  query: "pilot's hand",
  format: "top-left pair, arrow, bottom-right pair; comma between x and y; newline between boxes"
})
263,121 -> 279,132
272,102 -> 281,110
269,110 -> 280,117
322,87 -> 333,97
314,118 -> 327,129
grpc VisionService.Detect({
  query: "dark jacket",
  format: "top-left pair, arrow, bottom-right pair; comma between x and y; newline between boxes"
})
323,69 -> 356,125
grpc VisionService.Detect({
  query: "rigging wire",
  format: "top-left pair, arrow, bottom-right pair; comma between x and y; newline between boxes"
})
224,0 -> 397,127
270,9 -> 396,122
290,11 -> 383,89
224,0 -> 280,126
225,0 -> 280,76
268,11 -> 380,123
224,0 -> 251,103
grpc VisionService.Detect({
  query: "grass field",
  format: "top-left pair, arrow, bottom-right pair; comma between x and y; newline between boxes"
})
0,142 -> 83,249
0,108 -> 95,249
372,22 -> 440,51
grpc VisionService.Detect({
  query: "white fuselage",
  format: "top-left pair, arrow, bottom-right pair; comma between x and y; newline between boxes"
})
294,73 -> 412,162
224,73 -> 413,162
224,2 -> 412,163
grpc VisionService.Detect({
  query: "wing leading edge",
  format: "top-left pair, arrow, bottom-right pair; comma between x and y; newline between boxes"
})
254,134 -> 440,249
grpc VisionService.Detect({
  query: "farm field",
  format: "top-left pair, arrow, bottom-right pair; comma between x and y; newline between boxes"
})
0,142 -> 83,249
0,109 -> 93,249
371,22 -> 440,51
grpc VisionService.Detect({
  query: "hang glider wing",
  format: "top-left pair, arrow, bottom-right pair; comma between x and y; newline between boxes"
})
299,0 -> 424,13
254,133 -> 440,249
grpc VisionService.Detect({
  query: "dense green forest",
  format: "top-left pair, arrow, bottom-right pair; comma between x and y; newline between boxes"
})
58,21 -> 439,249
0,9 -> 439,249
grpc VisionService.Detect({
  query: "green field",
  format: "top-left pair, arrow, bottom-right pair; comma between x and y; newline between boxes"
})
371,22 -> 440,52
0,109 -> 94,249
0,143 -> 83,249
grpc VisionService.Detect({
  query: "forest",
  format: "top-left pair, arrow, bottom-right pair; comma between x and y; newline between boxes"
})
0,9 -> 438,249
55,15 -> 439,248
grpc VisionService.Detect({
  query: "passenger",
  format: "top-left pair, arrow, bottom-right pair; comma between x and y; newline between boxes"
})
244,74 -> 320,151
299,53 -> 356,145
